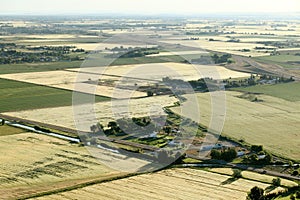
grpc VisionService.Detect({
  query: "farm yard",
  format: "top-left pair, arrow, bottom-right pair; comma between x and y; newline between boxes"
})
31,168 -> 281,200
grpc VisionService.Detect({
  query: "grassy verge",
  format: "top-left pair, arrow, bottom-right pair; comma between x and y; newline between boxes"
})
0,124 -> 28,136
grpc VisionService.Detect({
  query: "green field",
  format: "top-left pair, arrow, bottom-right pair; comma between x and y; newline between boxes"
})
0,78 -> 109,112
0,61 -> 83,74
255,55 -> 300,69
232,82 -> 300,102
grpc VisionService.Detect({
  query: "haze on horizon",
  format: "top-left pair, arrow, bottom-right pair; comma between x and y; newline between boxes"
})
0,0 -> 299,15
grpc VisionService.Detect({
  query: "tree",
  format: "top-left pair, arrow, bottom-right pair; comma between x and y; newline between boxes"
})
272,178 -> 281,186
232,169 -> 242,178
211,149 -> 221,159
108,121 -> 118,128
147,90 -> 154,96
292,170 -> 299,176
251,145 -> 263,152
247,186 -> 265,200
90,125 -> 98,133
222,148 -> 237,161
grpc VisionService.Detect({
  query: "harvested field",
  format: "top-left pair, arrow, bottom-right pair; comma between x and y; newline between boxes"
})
171,91 -> 300,160
209,168 -> 298,188
0,132 -> 123,200
67,62 -> 251,81
3,95 -> 178,132
31,168 -> 274,200
161,40 -> 274,57
0,71 -> 146,99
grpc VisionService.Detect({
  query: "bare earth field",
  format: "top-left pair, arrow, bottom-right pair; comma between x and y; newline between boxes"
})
0,132 -> 124,200
31,168 -> 274,200
171,91 -> 300,161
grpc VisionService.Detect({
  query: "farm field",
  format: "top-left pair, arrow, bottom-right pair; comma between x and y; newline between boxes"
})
171,91 -> 300,161
31,168 -> 276,200
0,62 -> 250,99
0,78 -> 109,112
254,55 -> 300,69
0,61 -> 83,75
233,82 -> 300,102
0,70 -> 146,99
209,168 -> 298,188
67,62 -> 251,80
3,95 -> 178,132
161,39 -> 275,57
0,132 -> 124,200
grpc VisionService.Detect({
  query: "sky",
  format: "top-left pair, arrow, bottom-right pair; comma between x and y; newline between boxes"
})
0,0 -> 299,15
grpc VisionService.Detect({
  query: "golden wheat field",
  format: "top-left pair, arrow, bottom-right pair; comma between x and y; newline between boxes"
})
67,62 -> 251,80
3,95 -> 178,132
0,70 -> 146,98
31,168 -> 274,200
0,132 -> 124,200
171,91 -> 300,161
209,168 -> 298,188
